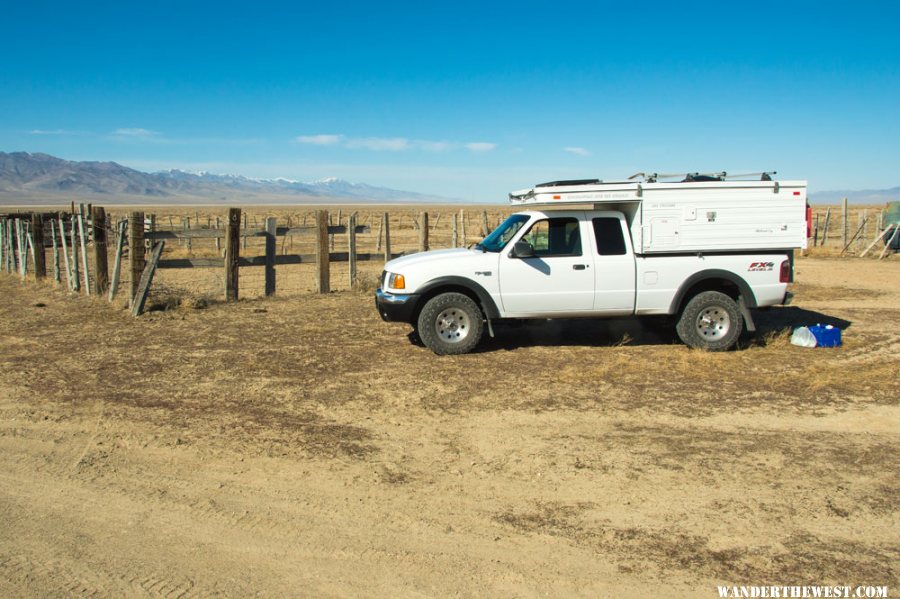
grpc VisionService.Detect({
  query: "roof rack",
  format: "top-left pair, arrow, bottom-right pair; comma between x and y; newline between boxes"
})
535,179 -> 602,188
628,171 -> 777,183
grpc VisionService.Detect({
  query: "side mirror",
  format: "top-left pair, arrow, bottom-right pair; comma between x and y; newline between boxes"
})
511,240 -> 535,258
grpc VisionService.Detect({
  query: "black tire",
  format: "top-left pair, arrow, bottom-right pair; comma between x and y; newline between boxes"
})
416,292 -> 484,355
675,291 -> 743,351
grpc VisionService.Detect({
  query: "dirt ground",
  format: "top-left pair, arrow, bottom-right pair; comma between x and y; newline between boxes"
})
0,253 -> 898,597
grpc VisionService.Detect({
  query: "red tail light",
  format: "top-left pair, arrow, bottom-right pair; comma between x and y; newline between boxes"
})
780,259 -> 792,283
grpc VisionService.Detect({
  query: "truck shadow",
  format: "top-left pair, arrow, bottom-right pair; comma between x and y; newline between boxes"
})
408,307 -> 852,352
751,306 -> 852,337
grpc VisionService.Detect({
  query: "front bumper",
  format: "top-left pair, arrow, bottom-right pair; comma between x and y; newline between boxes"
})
375,288 -> 420,323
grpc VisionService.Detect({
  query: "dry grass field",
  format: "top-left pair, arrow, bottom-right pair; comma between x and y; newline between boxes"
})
0,204 -> 898,597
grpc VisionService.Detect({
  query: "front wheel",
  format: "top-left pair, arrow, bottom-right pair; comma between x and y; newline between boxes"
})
416,292 -> 484,355
675,291 -> 743,351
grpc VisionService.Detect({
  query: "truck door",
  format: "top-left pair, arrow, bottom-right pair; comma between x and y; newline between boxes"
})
590,215 -> 636,314
499,214 -> 594,314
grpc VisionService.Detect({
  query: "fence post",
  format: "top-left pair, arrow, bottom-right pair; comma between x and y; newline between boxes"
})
316,210 -> 330,293
859,209 -> 867,251
264,216 -> 276,297
109,220 -> 127,301
76,211 -> 90,294
91,207 -> 108,294
8,218 -> 14,273
12,219 -> 17,273
383,212 -> 391,262
0,218 -> 5,273
225,208 -> 241,301
10,218 -> 17,273
132,241 -> 165,316
451,213 -> 458,248
215,216 -> 222,254
57,216 -> 71,288
128,212 -> 145,302
418,211 -> 429,252
348,212 -> 357,289
10,219 -> 16,274
841,197 -> 848,250
31,213 -> 46,280
376,214 -> 383,252
482,210 -> 489,237
242,213 -> 248,250
18,219 -> 27,278
331,210 -> 339,251
281,216 -> 290,255
459,209 -> 466,247
1,219 -> 6,273
821,208 -> 831,246
50,219 -> 60,283
6,218 -> 12,273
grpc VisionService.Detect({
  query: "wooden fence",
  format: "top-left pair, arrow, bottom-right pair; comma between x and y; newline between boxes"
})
0,205 -> 507,315
808,200 -> 898,257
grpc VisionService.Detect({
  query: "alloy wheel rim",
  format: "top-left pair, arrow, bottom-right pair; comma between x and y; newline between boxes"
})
436,308 -> 470,343
696,306 -> 731,340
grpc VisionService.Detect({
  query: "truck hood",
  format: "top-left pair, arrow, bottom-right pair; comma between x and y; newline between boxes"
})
386,248 -> 480,271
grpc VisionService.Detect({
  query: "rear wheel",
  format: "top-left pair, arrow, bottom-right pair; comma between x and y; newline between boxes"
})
676,291 -> 742,351
417,292 -> 484,355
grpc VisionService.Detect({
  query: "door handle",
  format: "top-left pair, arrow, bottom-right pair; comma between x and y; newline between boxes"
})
573,264 -> 588,270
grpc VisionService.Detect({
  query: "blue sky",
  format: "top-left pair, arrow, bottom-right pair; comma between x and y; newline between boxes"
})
2,0 -> 898,200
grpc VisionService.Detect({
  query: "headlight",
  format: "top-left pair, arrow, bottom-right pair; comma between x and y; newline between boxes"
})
388,273 -> 405,290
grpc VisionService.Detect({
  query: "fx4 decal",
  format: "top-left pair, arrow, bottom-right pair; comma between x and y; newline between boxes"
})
748,261 -> 775,272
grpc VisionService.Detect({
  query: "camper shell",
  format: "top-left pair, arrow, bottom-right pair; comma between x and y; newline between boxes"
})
509,174 -> 808,253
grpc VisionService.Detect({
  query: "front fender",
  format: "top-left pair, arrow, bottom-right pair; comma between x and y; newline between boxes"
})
414,276 -> 501,320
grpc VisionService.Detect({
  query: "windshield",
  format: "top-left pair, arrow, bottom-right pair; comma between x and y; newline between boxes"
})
477,214 -> 530,252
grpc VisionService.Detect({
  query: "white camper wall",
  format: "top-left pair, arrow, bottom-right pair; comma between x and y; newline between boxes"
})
639,184 -> 807,253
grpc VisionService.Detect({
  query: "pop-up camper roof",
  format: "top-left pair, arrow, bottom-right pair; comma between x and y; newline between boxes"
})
509,172 -> 805,206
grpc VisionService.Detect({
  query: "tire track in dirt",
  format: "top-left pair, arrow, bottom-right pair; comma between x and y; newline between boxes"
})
0,551 -> 204,599
838,333 -> 900,363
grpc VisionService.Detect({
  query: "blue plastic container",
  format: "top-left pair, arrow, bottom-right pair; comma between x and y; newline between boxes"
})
808,324 -> 842,348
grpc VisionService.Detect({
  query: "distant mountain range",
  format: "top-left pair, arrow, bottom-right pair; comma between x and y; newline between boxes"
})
0,152 -> 459,205
1,151 -> 896,206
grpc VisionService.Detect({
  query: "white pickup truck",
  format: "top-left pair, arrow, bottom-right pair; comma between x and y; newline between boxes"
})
376,173 -> 807,354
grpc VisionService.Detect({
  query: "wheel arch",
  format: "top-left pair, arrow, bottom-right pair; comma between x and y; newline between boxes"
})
412,277 -> 501,323
669,269 -> 757,315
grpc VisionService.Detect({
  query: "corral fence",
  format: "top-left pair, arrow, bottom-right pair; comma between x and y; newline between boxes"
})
0,204 -> 510,315
809,199 -> 899,257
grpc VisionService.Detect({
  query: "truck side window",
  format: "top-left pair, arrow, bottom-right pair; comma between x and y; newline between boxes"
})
523,217 -> 581,256
592,217 -> 627,255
